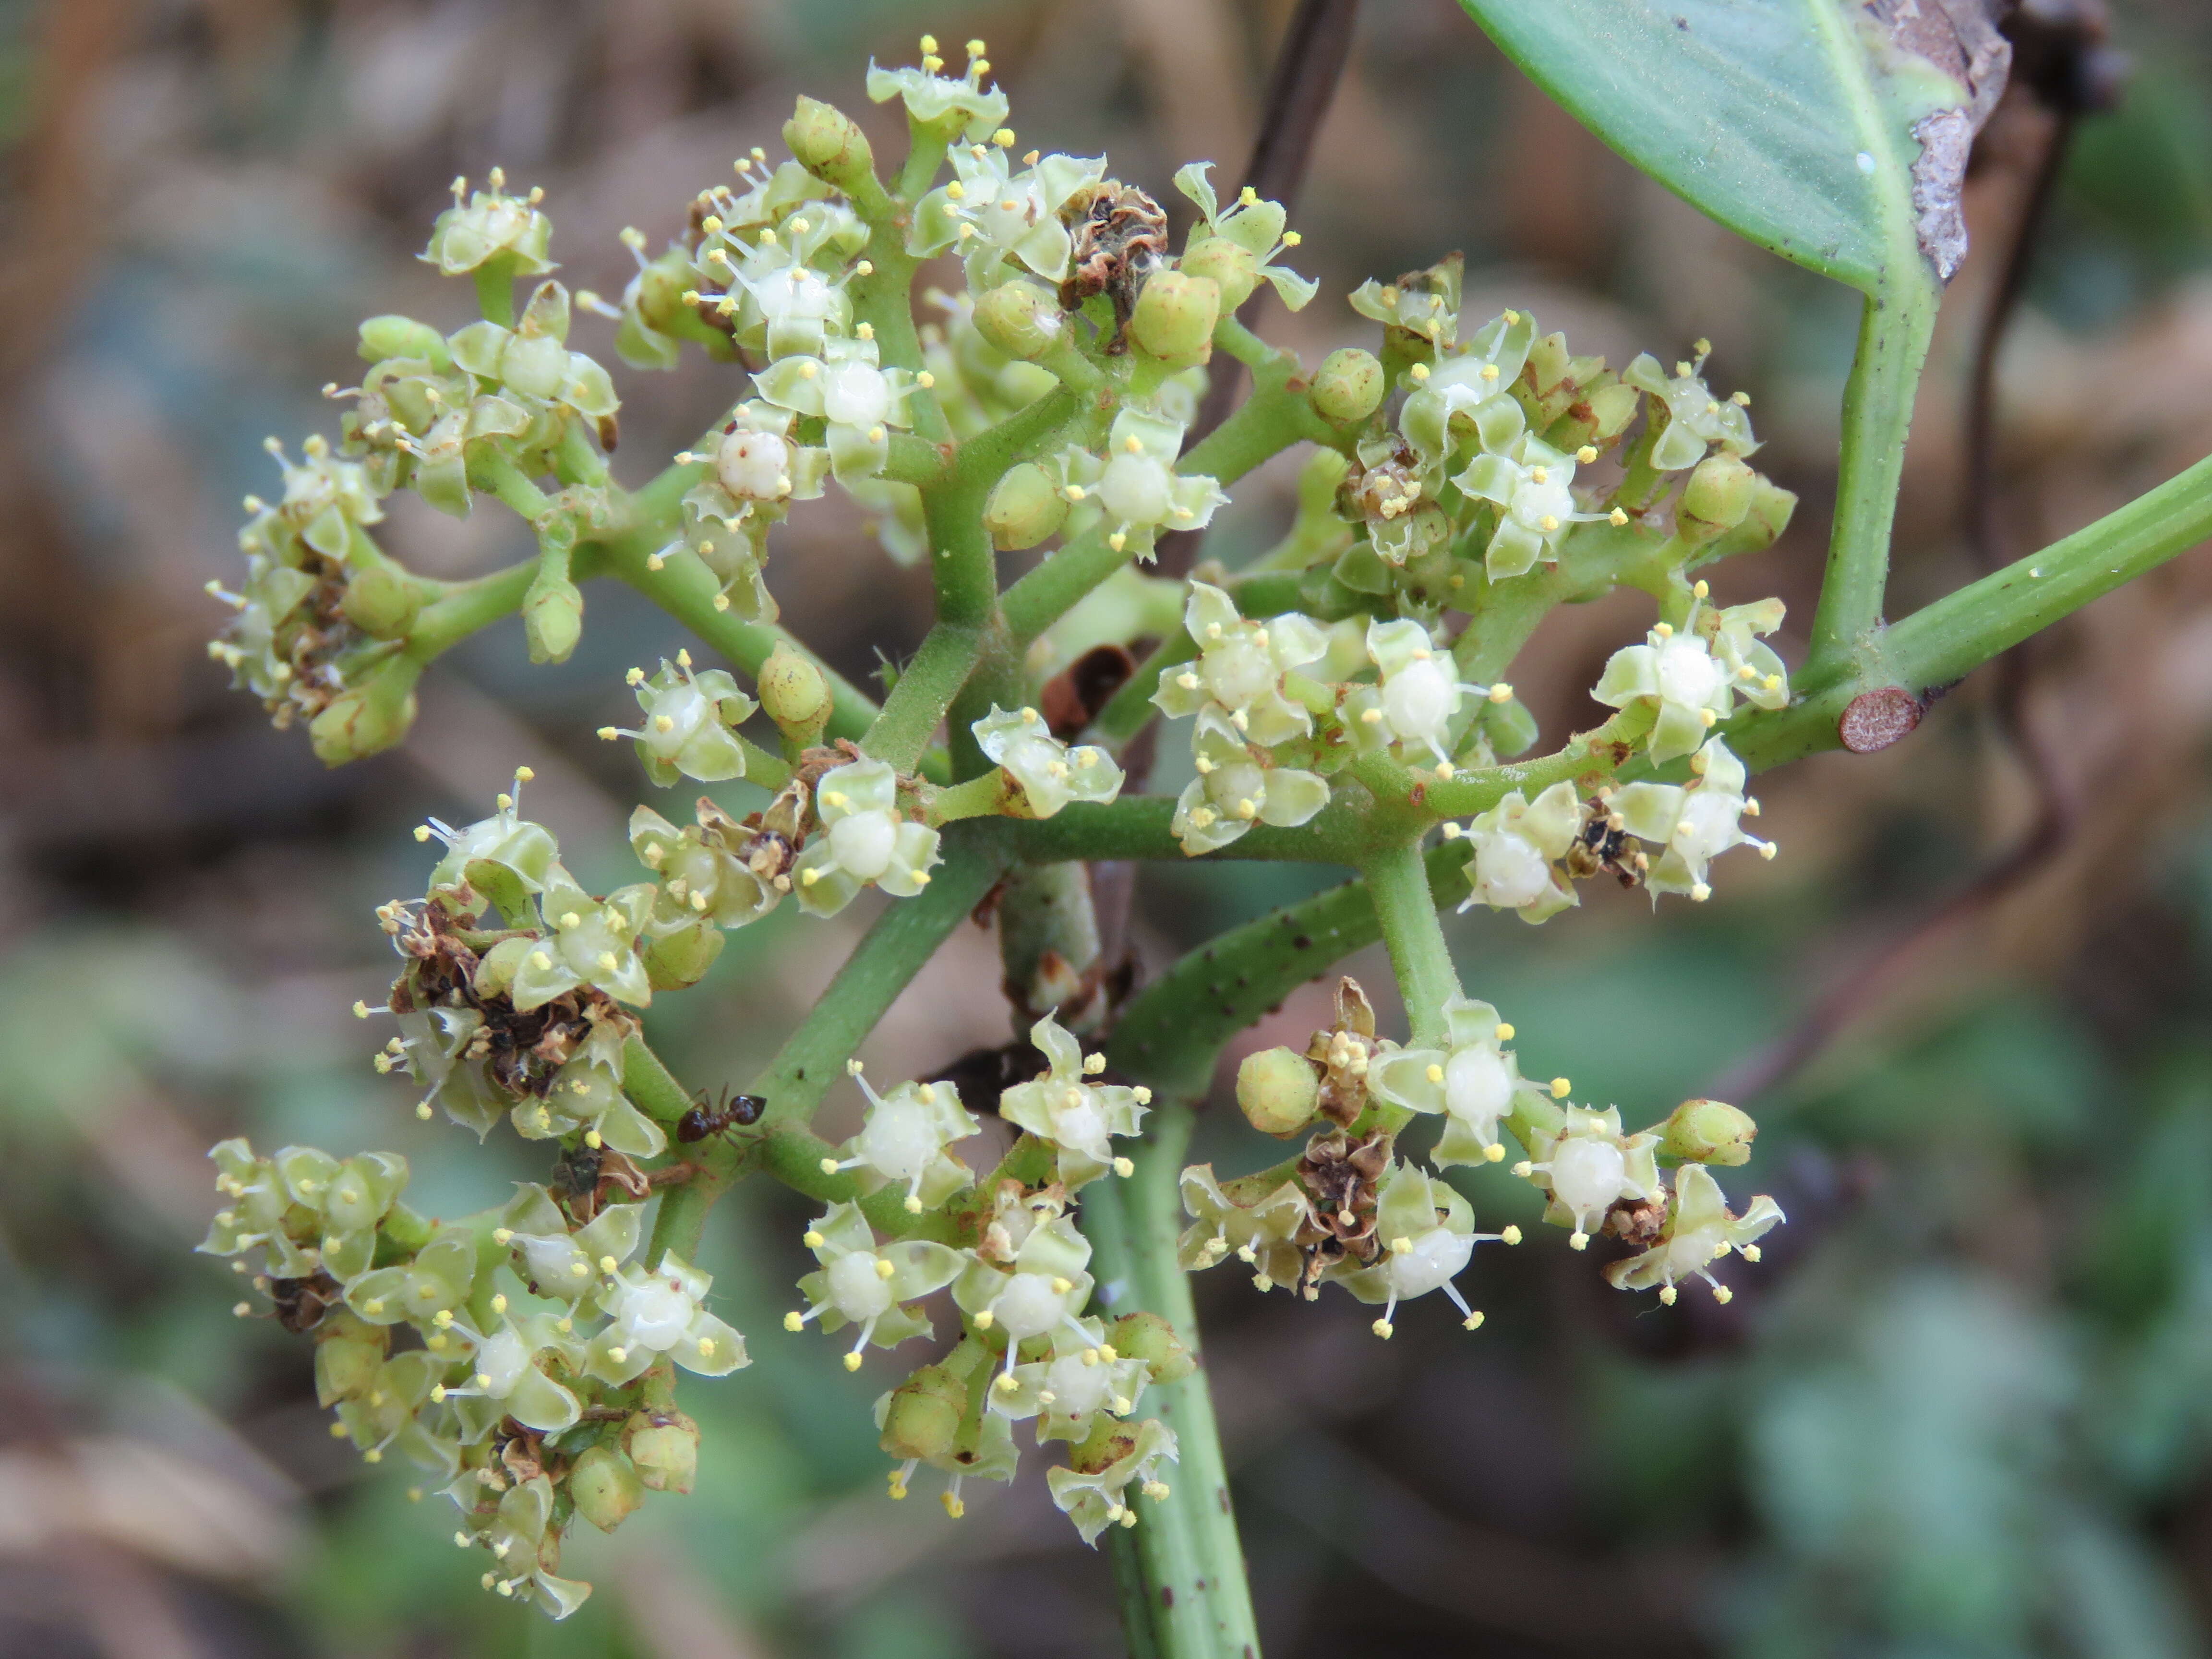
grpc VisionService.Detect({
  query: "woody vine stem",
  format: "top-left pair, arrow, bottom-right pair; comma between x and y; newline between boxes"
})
194,37 -> 2212,1659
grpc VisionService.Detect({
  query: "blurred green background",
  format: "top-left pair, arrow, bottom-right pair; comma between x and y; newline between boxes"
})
3,0 -> 2212,1654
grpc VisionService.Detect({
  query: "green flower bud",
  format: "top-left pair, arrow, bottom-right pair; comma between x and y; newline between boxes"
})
1180,234 -> 1260,311
1478,691 -> 1540,759
1236,1046 -> 1321,1138
522,573 -> 583,665
784,96 -> 877,192
1310,348 -> 1384,424
972,281 -> 1061,361
1679,453 -> 1757,545
313,1315 -> 388,1406
1659,1097 -> 1758,1166
1129,271 -> 1220,365
758,642 -> 831,747
1107,1311 -> 1195,1386
1549,380 -> 1641,452
1709,475 -> 1797,558
643,921 -> 725,991
340,562 -> 421,639
1069,1414 -> 1139,1475
358,315 -> 449,369
309,656 -> 421,766
624,1411 -> 699,1494
983,461 -> 1069,552
878,1365 -> 969,1464
569,1444 -> 647,1532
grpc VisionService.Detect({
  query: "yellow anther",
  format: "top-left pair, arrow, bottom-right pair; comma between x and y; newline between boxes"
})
1409,362 -> 1431,382
875,1257 -> 897,1280
1551,1076 -> 1571,1098
1371,1319 -> 1395,1339
1577,445 -> 1599,463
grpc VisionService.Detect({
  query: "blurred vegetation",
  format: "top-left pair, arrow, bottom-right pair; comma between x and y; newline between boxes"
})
2,0 -> 2212,1655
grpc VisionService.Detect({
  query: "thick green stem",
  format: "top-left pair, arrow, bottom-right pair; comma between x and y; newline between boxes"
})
1363,839 -> 1461,1046
1082,1106 -> 1261,1659
863,623 -> 989,773
1804,279 -> 1939,679
405,561 -> 538,660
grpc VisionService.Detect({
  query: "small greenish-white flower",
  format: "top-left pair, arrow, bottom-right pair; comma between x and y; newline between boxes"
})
1695,595 -> 1791,710
1455,433 -> 1606,579
597,651 -> 755,787
417,772 -> 559,918
1058,410 -> 1229,563
1345,618 -> 1486,771
989,1314 -> 1152,1446
1046,1417 -> 1179,1544
1171,707 -> 1331,856
821,1059 -> 981,1213
629,804 -> 781,932
999,1014 -> 1150,1191
1592,618 -> 1737,765
435,1312 -> 585,1436
973,705 -> 1124,817
1603,1164 -> 1783,1305
717,231 -> 856,362
913,143 -> 1105,281
422,168 -> 553,276
1610,738 -> 1773,901
1348,259 -> 1465,352
788,1201 -> 966,1367
332,1349 -> 457,1474
390,1002 -> 511,1138
500,868 -> 656,1009
1622,349 -> 1758,470
878,1382 -> 1020,1517
954,1201 -> 1098,1385
1368,996 -> 1550,1166
346,1226 -> 480,1327
1152,581 -> 1329,746
1172,163 -> 1317,311
1512,1104 -> 1660,1247
491,1020 -> 664,1157
447,283 -> 619,426
497,1186 -> 644,1303
1177,1164 -> 1311,1290
586,1252 -> 749,1384
1399,308 -> 1538,460
1331,1163 -> 1516,1336
792,757 -> 941,916
866,40 -> 1010,140
755,335 -> 927,483
463,1474 -> 592,1618
1451,780 -> 1584,923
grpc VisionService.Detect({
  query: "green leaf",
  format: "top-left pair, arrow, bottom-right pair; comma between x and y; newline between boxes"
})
1458,0 -> 2009,294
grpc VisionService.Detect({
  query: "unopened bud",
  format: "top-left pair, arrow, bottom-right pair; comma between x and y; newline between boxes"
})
1710,476 -> 1797,557
758,642 -> 831,747
623,1411 -> 699,1493
1477,691 -> 1539,759
1236,1046 -> 1321,1138
878,1365 -> 968,1463
569,1444 -> 647,1531
972,281 -> 1061,360
313,1318 -> 388,1406
643,921 -> 726,992
1310,348 -> 1384,424
783,96 -> 876,192
1129,271 -> 1219,365
1547,380 -> 1642,454
983,461 -> 1069,551
1659,1097 -> 1758,1166
1179,235 -> 1260,311
1107,1310 -> 1194,1385
1679,453 -> 1757,545
358,314 -> 450,369
522,572 -> 584,664
341,561 -> 423,639
309,655 -> 421,766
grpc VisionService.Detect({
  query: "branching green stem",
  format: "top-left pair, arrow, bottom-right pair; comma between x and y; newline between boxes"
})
1363,839 -> 1462,1045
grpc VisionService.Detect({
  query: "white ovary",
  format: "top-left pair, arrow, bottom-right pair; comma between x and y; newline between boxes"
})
976,180 -> 1044,243
1043,1349 -> 1114,1417
501,335 -> 569,401
1474,831 -> 1551,909
1507,470 -> 1575,531
827,1250 -> 896,1322
993,1271 -> 1068,1340
1208,761 -> 1267,812
857,1098 -> 941,1181
1444,1046 -> 1513,1128
1201,639 -> 1274,708
1382,658 -> 1455,741
1654,636 -> 1724,708
1098,452 -> 1172,526
613,1276 -> 697,1349
766,267 -> 839,327
645,684 -> 708,756
717,430 -> 791,499
1388,1228 -> 1474,1298
1050,1088 -> 1107,1156
1550,1136 -> 1628,1229
822,361 -> 893,428
1675,790 -> 1743,861
828,812 -> 898,879
476,1327 -> 529,1393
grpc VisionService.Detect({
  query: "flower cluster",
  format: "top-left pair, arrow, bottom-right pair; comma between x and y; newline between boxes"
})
202,1140 -> 744,1618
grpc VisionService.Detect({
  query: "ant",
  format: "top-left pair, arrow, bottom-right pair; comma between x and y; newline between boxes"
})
678,1085 -> 766,1143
